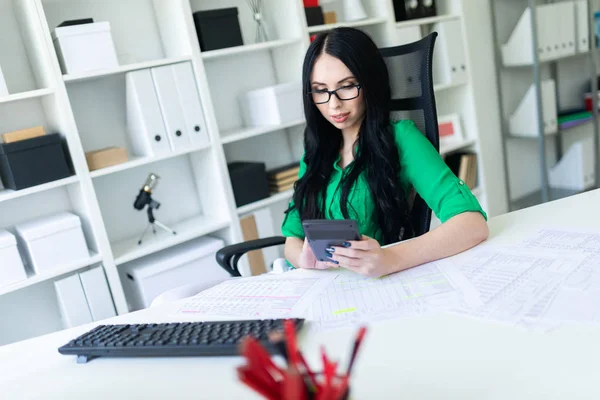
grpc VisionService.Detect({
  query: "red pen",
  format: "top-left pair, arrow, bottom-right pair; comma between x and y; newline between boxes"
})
284,319 -> 300,368
237,366 -> 279,400
346,326 -> 367,376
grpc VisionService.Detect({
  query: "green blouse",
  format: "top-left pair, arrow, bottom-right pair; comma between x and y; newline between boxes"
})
281,119 -> 487,244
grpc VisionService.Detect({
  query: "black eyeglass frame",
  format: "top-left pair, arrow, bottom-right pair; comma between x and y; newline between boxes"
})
308,84 -> 362,104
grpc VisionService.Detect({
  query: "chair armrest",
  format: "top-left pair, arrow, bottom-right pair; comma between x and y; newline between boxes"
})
216,236 -> 287,277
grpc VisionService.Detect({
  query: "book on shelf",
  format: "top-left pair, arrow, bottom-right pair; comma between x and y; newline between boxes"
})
445,151 -> 478,189
267,162 -> 300,193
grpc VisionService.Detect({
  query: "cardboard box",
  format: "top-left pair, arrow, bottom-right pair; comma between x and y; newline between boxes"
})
2,126 -> 45,144
240,215 -> 267,276
324,11 -> 337,25
85,146 -> 128,171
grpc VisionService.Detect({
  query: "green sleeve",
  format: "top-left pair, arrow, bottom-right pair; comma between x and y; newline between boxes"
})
394,120 -> 488,223
280,156 -> 307,238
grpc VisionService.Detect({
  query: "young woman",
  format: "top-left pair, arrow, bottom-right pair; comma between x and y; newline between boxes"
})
281,27 -> 488,278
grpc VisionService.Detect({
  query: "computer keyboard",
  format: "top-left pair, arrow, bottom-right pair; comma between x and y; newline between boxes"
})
58,318 -> 304,363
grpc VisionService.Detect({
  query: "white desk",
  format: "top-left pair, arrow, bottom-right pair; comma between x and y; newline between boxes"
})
2,190 -> 600,399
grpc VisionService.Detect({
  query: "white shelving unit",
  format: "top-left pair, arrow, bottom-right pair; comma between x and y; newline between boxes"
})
491,0 -> 600,211
0,0 -> 503,346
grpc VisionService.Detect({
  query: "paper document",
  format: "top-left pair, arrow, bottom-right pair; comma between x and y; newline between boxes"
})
515,228 -> 600,329
520,227 -> 600,253
450,238 -> 588,330
309,260 -> 482,331
175,274 -> 336,319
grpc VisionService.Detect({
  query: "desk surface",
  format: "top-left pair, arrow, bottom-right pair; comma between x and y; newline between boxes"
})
2,190 -> 600,399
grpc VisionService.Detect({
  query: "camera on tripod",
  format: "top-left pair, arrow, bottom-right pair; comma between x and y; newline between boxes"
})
134,173 -> 176,245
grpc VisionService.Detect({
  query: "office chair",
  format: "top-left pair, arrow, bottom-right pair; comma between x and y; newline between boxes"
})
214,33 -> 440,278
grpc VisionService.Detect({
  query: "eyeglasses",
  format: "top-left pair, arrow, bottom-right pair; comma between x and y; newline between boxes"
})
309,84 -> 362,104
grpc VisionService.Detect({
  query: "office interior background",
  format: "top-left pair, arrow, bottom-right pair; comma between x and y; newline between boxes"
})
0,0 -> 598,346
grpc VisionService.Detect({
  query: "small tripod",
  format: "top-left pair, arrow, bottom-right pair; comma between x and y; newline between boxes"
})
137,198 -> 177,245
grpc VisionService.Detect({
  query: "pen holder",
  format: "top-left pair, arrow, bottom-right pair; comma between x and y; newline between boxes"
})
237,321 -> 366,400
303,372 -> 351,400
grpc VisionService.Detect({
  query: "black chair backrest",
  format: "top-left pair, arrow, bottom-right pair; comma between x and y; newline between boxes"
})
380,32 -> 439,239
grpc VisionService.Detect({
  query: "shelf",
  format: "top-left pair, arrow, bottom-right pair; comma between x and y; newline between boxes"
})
307,17 -> 388,33
221,119 -> 306,144
0,176 -> 79,204
0,88 -> 54,104
111,215 -> 230,265
237,189 -> 294,215
511,187 -> 581,211
440,138 -> 477,156
201,39 -> 301,60
434,81 -> 467,92
63,56 -> 193,83
395,14 -> 460,29
90,144 -> 212,179
0,252 -> 102,297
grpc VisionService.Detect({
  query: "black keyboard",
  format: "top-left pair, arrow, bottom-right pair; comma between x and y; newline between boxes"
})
58,318 -> 304,363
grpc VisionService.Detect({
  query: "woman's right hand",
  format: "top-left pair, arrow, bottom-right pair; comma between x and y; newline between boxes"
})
298,238 -> 337,270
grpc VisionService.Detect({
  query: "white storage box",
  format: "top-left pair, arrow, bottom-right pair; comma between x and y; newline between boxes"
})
15,212 -> 90,274
239,81 -> 303,127
0,64 -> 8,96
119,236 -> 229,310
0,230 -> 27,287
52,21 -> 119,74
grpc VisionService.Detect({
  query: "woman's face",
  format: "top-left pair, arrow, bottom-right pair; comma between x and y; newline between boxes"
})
310,52 -> 366,134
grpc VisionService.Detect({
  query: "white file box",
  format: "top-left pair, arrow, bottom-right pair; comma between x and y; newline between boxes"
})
432,19 -> 468,85
509,79 -> 557,137
239,81 -> 303,127
79,267 -> 117,321
52,21 -> 118,74
151,65 -> 192,151
0,64 -> 8,96
119,236 -> 229,310
0,230 -> 27,287
171,62 -> 210,148
549,137 -> 595,191
502,3 -> 577,66
14,212 -> 89,274
575,0 -> 590,53
126,69 -> 171,157
54,274 -> 93,328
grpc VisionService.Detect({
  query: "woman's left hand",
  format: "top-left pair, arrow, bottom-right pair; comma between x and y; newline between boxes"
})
327,235 -> 397,278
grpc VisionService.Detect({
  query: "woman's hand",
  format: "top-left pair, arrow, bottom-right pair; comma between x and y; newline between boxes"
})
328,235 -> 398,278
298,238 -> 338,270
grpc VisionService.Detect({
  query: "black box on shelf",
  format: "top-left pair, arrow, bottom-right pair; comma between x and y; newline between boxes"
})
305,6 -> 325,26
228,162 -> 270,207
0,133 -> 72,190
393,0 -> 437,22
193,8 -> 244,52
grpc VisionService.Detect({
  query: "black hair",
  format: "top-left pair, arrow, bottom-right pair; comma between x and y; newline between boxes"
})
288,27 -> 412,244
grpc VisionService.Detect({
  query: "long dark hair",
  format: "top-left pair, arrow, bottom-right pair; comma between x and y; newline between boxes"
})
289,27 -> 412,244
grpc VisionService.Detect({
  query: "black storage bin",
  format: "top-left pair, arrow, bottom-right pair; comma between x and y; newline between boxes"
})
193,8 -> 244,51
305,6 -> 325,26
0,133 -> 72,190
393,0 -> 436,21
228,162 -> 270,207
